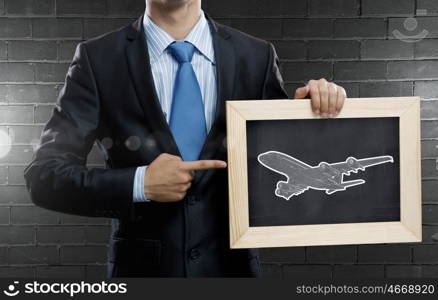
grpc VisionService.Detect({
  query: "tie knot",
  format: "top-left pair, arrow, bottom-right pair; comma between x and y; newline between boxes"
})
168,41 -> 195,63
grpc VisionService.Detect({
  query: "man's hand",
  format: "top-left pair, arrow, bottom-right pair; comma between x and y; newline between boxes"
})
144,153 -> 227,202
294,78 -> 347,118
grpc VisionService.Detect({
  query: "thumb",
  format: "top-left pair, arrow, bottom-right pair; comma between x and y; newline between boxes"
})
294,84 -> 310,99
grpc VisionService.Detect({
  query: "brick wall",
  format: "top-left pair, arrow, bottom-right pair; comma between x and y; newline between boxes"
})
0,0 -> 436,278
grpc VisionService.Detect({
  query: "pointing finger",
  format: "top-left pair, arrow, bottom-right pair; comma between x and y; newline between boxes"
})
180,160 -> 227,171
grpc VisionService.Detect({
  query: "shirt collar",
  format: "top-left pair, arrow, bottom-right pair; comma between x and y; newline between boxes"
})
143,10 -> 215,64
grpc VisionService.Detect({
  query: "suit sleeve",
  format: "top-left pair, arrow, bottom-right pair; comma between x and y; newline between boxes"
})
24,42 -> 137,220
262,42 -> 289,99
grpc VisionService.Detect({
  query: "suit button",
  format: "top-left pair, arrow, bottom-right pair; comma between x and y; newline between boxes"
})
187,195 -> 197,206
189,248 -> 201,260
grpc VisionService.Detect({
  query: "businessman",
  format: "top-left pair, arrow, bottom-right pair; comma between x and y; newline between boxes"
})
24,0 -> 346,277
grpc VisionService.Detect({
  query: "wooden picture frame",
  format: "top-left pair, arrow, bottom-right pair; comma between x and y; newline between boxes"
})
226,97 -> 421,249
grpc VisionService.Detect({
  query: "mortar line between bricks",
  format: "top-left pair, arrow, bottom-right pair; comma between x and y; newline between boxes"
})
28,14 -> 33,41
331,59 -> 334,79
2,60 -> 71,63
422,179 -> 438,184
7,262 -> 106,266
5,165 -> 8,185
55,40 -> 60,62
412,79 -> 417,96
0,204 -> 37,207
305,0 -> 310,17
80,18 -> 85,40
32,105 -> 36,123
3,14 -> 55,18
0,224 -> 41,227
0,81 -> 65,85
385,14 -> 389,40
0,82 -> 63,85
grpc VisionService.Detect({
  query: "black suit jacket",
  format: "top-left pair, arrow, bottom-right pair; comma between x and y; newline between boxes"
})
24,14 -> 288,277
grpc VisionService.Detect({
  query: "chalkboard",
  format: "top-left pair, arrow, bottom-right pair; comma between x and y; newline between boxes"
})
247,117 -> 400,227
227,98 -> 421,248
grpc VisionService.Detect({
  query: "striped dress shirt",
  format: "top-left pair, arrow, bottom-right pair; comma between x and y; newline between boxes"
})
133,11 -> 217,202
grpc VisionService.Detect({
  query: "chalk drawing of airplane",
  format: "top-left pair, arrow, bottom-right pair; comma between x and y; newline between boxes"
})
257,151 -> 394,200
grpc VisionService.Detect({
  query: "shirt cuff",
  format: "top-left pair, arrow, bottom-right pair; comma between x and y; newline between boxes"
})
133,166 -> 150,202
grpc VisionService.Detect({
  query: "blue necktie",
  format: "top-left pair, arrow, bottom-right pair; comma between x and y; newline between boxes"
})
168,41 -> 207,161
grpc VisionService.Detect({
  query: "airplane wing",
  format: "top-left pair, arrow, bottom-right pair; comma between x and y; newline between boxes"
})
330,155 -> 394,175
276,181 -> 309,200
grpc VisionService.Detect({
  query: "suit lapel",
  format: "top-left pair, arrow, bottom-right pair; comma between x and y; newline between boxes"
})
193,17 -> 236,185
125,15 -> 236,184
125,16 -> 180,157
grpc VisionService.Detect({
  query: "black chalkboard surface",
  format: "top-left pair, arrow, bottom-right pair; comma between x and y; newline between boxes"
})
247,117 -> 400,227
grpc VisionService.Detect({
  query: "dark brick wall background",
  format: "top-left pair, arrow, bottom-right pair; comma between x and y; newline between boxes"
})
0,0 -> 437,279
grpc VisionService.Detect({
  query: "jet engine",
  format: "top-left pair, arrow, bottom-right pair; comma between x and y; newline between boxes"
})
318,161 -> 342,183
275,181 -> 307,199
346,156 -> 364,170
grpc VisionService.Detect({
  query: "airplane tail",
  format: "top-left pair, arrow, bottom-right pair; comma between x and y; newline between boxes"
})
341,179 -> 365,189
